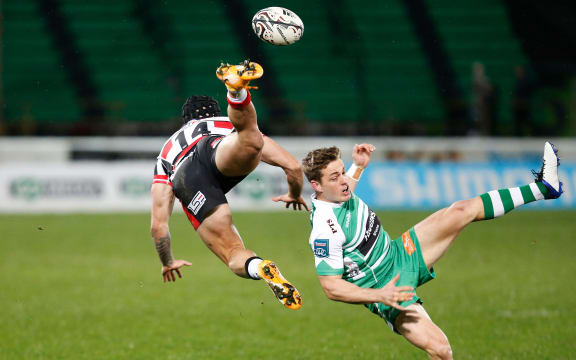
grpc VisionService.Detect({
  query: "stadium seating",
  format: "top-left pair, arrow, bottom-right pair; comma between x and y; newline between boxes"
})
154,1 -> 250,120
1,1 -> 528,135
60,1 -> 177,122
3,1 -> 81,126
242,0 -> 444,133
428,0 -> 528,132
345,0 -> 444,125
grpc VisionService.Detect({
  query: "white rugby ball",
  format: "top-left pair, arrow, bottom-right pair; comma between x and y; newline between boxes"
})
252,7 -> 304,46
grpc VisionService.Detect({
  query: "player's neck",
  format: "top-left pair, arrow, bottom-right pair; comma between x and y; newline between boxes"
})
315,193 -> 343,205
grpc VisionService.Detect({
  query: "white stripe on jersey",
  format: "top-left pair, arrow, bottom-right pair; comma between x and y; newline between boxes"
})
154,117 -> 234,182
344,202 -> 369,251
364,232 -> 386,259
369,244 -> 390,272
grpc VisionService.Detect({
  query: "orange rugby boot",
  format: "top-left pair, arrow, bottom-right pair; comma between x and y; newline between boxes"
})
216,59 -> 264,92
258,260 -> 302,310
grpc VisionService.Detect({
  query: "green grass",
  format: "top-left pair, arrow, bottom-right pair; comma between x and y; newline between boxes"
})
1,210 -> 575,359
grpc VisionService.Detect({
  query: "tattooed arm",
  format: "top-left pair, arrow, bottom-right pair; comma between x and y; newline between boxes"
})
150,183 -> 191,282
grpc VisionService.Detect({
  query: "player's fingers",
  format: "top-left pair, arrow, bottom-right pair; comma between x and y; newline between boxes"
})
183,261 -> 192,266
390,273 -> 401,285
364,144 -> 375,152
285,202 -> 289,208
400,293 -> 414,300
302,201 -> 310,211
397,286 -> 414,292
271,196 -> 281,202
170,270 -> 175,282
390,303 -> 406,311
176,268 -> 183,278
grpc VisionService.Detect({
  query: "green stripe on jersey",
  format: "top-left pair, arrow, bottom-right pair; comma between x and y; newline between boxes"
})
316,260 -> 344,275
313,194 -> 391,288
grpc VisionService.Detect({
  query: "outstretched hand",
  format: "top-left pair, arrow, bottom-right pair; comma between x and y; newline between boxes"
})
378,274 -> 415,310
272,193 -> 310,211
162,259 -> 192,283
352,144 -> 376,168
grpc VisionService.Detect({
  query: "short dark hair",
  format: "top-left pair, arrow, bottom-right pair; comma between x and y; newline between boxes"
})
181,95 -> 222,123
302,146 -> 341,182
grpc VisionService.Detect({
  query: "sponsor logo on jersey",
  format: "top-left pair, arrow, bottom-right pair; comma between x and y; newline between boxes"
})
364,211 -> 377,241
327,219 -> 337,233
314,239 -> 329,258
188,191 -> 206,215
343,257 -> 364,279
402,231 -> 416,256
357,210 -> 381,256
345,212 -> 351,228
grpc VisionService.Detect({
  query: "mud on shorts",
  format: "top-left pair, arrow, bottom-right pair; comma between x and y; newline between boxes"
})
171,135 -> 247,229
365,227 -> 436,333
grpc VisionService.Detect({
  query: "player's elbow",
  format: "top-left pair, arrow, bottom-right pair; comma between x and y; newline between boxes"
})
150,222 -> 169,240
321,283 -> 342,301
285,159 -> 302,173
323,288 -> 339,301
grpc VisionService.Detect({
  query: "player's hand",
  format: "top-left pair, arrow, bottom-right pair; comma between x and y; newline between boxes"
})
272,193 -> 310,211
352,144 -> 376,168
161,259 -> 192,283
378,274 -> 415,310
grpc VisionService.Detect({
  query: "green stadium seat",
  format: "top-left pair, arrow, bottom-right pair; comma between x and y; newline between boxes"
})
3,1 -> 81,124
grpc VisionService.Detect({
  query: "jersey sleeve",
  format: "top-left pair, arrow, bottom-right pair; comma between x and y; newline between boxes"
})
309,228 -> 345,276
153,157 -> 171,186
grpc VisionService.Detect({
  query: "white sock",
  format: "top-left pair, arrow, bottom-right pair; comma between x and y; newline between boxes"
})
227,88 -> 247,102
246,257 -> 262,280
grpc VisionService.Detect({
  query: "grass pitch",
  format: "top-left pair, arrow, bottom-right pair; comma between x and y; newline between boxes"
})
1,210 -> 575,359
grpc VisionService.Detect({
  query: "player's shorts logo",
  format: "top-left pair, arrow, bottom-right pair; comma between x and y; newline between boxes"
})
402,232 -> 416,256
314,239 -> 329,258
188,191 -> 206,215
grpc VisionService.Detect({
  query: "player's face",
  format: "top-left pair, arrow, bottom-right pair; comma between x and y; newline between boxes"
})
316,159 -> 351,203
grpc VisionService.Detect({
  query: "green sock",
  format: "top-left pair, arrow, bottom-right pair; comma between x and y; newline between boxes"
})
480,182 -> 548,219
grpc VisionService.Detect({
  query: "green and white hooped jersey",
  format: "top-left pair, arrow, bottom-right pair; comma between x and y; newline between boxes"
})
309,193 -> 391,288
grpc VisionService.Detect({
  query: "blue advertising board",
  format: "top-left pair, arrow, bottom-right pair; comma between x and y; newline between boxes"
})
355,162 -> 575,210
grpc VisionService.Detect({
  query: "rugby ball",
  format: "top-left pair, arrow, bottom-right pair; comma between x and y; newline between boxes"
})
252,7 -> 304,46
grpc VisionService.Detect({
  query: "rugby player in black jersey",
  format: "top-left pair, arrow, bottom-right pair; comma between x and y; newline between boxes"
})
150,60 -> 306,309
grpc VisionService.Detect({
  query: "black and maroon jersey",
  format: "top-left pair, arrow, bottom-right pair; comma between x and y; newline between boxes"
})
153,117 -> 235,186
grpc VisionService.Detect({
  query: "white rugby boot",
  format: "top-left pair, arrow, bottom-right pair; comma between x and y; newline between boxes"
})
533,141 -> 563,199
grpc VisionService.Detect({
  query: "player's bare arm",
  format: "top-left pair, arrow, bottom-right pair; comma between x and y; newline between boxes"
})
150,183 -> 191,282
346,144 -> 375,193
318,274 -> 414,311
261,136 -> 309,211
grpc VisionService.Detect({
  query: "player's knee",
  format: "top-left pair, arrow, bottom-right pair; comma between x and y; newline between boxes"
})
244,132 -> 264,154
227,248 -> 253,278
446,199 -> 476,225
244,141 -> 263,158
426,340 -> 453,360
227,257 -> 245,277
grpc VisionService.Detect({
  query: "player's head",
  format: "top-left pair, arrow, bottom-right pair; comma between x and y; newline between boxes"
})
302,147 -> 351,203
182,95 -> 222,123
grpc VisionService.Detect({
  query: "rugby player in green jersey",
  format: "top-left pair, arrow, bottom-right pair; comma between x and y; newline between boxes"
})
303,142 -> 562,359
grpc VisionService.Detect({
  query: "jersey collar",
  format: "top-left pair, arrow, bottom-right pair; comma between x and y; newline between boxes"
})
310,193 -> 345,208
